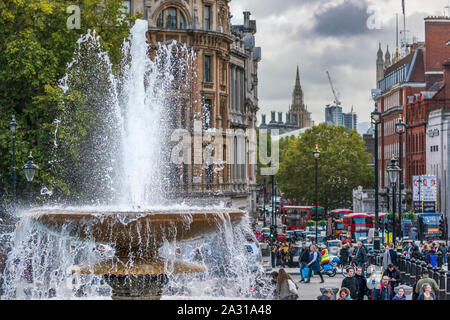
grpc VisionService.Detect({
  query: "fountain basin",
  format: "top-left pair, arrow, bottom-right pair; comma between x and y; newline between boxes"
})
26,209 -> 245,274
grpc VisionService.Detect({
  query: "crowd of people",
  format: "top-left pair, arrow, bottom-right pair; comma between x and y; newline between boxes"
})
268,239 -> 448,300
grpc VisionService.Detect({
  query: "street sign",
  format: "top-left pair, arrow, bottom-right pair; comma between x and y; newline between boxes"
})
412,175 -> 437,213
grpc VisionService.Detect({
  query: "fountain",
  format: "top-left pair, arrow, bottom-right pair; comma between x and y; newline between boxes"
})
1,20 -> 252,300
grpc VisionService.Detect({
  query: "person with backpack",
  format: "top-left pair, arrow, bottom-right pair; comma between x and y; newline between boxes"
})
305,245 -> 324,283
371,275 -> 394,300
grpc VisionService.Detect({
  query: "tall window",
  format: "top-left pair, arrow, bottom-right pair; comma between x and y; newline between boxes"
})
156,7 -> 186,29
204,55 -> 212,82
204,5 -> 211,30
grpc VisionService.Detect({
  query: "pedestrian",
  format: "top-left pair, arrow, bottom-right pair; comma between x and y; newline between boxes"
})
442,242 -> 448,265
339,243 -> 350,266
298,242 -> 310,283
415,271 -> 439,297
354,267 -> 367,300
412,275 -> 422,300
341,267 -> 359,299
381,245 -> 389,272
393,287 -> 407,300
305,245 -> 324,283
337,287 -> 352,300
320,245 -> 330,265
382,264 -> 401,288
388,243 -> 398,267
276,268 -> 298,300
371,275 -> 394,300
317,288 -> 333,300
355,241 -> 368,276
412,245 -> 422,260
417,283 -> 436,300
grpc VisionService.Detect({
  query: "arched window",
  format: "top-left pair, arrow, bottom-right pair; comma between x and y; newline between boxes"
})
156,7 -> 186,30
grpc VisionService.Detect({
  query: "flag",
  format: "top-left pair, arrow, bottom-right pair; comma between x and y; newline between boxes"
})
402,0 -> 405,15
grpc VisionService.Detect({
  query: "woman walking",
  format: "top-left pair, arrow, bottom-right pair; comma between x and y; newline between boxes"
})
305,245 -> 324,283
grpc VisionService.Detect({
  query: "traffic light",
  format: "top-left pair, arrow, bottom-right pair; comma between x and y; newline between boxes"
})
418,216 -> 424,241
439,217 -> 447,240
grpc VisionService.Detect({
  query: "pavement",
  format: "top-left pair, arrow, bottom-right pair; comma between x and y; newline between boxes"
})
270,266 -> 415,300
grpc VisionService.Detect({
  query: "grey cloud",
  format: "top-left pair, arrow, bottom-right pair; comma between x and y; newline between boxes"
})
312,0 -> 375,37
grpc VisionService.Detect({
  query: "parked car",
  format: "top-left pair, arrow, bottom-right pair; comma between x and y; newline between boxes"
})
327,240 -> 342,256
244,241 -> 262,272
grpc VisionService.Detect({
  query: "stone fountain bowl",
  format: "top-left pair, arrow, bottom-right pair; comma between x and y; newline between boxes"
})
26,209 -> 246,275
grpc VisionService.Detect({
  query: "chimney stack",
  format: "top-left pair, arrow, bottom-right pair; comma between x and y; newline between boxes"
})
243,11 -> 251,28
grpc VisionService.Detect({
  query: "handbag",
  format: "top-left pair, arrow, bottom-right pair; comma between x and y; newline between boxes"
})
301,267 -> 309,279
288,279 -> 299,296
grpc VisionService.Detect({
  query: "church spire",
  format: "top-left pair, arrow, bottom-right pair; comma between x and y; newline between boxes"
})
295,65 -> 301,88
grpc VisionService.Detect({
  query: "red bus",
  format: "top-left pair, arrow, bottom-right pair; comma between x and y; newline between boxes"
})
328,209 -> 353,237
342,213 -> 374,242
281,206 -> 325,230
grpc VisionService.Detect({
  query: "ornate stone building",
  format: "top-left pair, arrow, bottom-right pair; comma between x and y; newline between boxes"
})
125,0 -> 260,217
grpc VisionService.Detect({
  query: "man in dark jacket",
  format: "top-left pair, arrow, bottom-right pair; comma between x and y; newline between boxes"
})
388,243 -> 398,266
299,242 -> 310,282
355,242 -> 368,276
382,264 -> 401,288
354,267 -> 368,300
372,275 -> 394,300
341,267 -> 359,299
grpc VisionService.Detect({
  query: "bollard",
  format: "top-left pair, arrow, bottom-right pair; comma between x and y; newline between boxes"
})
405,256 -> 411,286
437,252 -> 443,268
410,258 -> 416,285
399,255 -> 405,284
439,269 -> 446,300
427,264 -> 434,280
433,266 -> 440,286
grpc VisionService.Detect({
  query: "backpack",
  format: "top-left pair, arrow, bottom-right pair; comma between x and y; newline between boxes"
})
287,279 -> 299,297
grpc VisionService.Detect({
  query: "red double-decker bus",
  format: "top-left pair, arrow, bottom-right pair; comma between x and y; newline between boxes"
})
342,213 -> 374,242
281,206 -> 325,230
329,209 -> 353,237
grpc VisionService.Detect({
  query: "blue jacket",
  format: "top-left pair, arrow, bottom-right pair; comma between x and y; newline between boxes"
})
417,292 -> 435,300
309,251 -> 321,272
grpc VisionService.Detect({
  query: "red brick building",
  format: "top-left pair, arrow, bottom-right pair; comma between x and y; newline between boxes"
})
375,16 -> 450,208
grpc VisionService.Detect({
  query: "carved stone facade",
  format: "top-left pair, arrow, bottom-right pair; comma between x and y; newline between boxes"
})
127,0 -> 260,217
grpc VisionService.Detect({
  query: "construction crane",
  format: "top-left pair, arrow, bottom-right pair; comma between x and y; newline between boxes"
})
326,71 -> 341,106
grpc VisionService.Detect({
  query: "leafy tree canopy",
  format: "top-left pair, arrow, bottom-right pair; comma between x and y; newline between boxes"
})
276,123 -> 374,212
0,0 -> 139,202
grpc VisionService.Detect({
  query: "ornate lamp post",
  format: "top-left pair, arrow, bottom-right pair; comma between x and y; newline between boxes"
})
371,107 -> 382,250
8,115 -> 18,203
395,116 -> 406,239
313,144 -> 321,243
387,155 -> 401,246
23,152 -> 38,203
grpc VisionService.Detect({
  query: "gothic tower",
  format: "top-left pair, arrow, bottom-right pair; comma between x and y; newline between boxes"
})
376,42 -> 384,87
384,45 -> 391,69
288,66 -> 310,129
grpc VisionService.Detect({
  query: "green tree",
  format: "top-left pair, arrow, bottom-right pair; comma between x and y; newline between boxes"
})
277,123 -> 373,212
0,0 -> 139,201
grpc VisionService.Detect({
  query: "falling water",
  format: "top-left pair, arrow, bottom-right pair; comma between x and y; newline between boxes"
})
0,19 -> 272,300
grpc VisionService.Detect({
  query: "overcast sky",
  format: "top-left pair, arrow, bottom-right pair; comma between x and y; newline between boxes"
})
230,0 -> 450,127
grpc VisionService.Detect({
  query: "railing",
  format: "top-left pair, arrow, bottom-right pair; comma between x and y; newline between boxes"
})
367,250 -> 449,300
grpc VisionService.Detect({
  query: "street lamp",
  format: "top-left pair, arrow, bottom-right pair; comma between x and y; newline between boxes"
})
395,116 -> 406,239
23,152 -> 38,203
8,115 -> 18,203
313,144 -> 320,243
371,106 -> 382,250
387,155 -> 401,246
